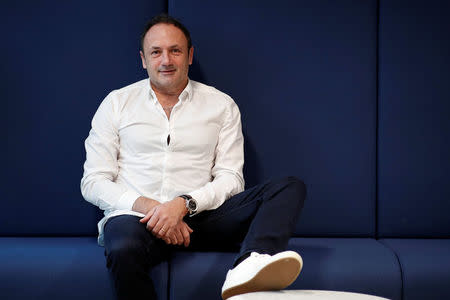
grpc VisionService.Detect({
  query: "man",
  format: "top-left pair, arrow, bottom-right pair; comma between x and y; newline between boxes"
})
81,14 -> 306,300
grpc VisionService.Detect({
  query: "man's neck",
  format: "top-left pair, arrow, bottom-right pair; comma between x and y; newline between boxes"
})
151,80 -> 188,106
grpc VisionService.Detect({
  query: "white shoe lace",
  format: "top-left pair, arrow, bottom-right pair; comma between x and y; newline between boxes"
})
249,252 -> 271,260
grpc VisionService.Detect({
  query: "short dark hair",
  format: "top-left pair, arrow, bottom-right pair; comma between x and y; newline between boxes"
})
140,14 -> 192,53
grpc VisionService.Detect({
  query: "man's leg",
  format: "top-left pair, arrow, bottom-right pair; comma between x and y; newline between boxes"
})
185,176 -> 306,299
186,176 -> 306,265
103,215 -> 170,300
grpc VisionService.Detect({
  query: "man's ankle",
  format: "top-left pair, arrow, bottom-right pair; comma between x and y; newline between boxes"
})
233,252 -> 251,268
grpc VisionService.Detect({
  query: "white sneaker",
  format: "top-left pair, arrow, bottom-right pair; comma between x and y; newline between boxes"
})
221,251 -> 303,300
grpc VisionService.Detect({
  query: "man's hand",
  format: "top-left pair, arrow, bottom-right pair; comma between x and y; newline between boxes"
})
139,197 -> 192,246
161,221 -> 193,247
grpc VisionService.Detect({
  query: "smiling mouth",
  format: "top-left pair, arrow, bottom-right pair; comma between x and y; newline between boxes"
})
160,69 -> 176,74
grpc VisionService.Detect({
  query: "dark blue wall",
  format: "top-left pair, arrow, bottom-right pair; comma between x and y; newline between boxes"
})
378,0 -> 450,237
1,0 -> 449,239
1,0 -> 166,235
171,0 -> 377,237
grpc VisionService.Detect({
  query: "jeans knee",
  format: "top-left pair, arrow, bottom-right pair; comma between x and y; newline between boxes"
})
282,176 -> 306,193
281,176 -> 307,205
106,238 -> 147,268
266,176 -> 306,201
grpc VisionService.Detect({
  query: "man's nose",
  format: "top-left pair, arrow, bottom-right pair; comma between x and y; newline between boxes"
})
161,51 -> 171,65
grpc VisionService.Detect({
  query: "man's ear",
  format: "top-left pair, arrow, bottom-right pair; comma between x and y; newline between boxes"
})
140,50 -> 147,69
188,46 -> 194,65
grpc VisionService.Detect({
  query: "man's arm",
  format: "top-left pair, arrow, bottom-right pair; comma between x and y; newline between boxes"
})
187,97 -> 245,214
132,196 -> 161,215
81,93 -> 142,212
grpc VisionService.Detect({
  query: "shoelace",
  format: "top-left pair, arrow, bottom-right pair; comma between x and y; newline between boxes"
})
225,252 -> 272,275
249,252 -> 271,260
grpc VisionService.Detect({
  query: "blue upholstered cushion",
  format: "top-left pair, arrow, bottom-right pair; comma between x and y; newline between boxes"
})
381,239 -> 450,300
287,238 -> 401,300
0,237 -> 168,300
169,238 -> 401,300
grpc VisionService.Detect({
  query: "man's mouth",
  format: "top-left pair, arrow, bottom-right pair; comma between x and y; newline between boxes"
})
159,69 -> 176,75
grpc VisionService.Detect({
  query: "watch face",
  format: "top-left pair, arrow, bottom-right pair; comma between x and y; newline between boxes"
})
188,200 -> 197,211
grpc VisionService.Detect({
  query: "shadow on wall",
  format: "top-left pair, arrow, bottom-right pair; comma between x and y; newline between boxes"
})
243,132 -> 263,188
189,57 -> 209,86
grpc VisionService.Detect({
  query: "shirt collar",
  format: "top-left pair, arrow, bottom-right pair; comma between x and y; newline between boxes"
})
147,78 -> 192,104
179,79 -> 192,102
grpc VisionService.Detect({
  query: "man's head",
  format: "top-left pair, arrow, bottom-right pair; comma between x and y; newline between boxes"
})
140,14 -> 192,52
140,14 -> 194,94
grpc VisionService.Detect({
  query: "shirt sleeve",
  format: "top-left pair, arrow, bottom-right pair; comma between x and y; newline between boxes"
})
188,97 -> 245,214
80,93 -> 141,212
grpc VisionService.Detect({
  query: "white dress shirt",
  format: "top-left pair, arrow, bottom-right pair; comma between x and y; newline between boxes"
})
81,78 -> 245,245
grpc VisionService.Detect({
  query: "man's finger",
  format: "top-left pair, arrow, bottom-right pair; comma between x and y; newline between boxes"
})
150,218 -> 164,235
140,213 -> 150,223
175,229 -> 183,245
181,225 -> 191,247
169,231 -> 178,245
140,207 -> 155,223
154,226 -> 166,237
186,223 -> 194,233
148,211 -> 160,229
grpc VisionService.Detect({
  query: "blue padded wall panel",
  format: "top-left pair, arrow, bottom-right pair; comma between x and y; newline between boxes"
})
170,0 -> 377,236
378,0 -> 450,237
1,1 -> 166,235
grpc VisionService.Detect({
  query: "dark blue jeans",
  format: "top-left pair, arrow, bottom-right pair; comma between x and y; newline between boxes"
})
103,176 -> 306,300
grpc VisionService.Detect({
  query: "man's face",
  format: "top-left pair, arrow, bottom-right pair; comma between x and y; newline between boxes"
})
140,23 -> 193,93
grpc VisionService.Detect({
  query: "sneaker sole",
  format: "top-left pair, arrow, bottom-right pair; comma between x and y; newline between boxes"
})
221,251 -> 303,300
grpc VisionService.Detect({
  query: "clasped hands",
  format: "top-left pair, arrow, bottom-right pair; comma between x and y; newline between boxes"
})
134,196 -> 193,247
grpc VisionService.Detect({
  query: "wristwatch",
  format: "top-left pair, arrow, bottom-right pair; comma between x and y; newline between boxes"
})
179,194 -> 197,215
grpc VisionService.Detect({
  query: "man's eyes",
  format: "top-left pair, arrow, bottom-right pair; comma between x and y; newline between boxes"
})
150,49 -> 181,55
